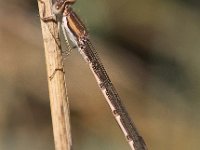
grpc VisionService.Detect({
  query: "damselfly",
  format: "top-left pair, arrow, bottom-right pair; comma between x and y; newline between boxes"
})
39,0 -> 147,149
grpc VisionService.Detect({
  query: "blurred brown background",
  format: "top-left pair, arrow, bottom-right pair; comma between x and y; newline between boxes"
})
0,0 -> 200,149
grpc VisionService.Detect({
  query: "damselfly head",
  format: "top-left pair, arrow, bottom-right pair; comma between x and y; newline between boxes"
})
53,0 -> 76,15
55,0 -> 76,8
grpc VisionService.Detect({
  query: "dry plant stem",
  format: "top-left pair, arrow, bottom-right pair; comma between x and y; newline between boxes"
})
37,0 -> 72,150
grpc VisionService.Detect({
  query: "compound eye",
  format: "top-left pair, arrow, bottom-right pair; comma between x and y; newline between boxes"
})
52,2 -> 64,15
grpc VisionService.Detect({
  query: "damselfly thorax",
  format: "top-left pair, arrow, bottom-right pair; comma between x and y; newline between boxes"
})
62,7 -> 88,47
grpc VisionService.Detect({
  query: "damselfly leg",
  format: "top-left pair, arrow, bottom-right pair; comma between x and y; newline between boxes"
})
38,0 -> 66,79
39,0 -> 75,57
38,0 -> 61,49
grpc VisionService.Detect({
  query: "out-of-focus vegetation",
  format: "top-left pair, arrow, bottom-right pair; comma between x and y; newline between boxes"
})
0,0 -> 200,149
